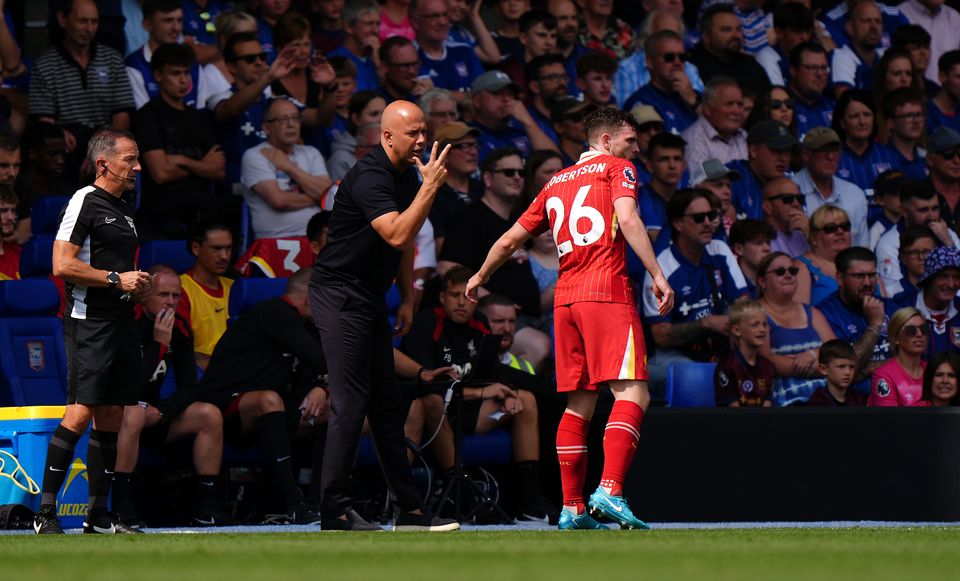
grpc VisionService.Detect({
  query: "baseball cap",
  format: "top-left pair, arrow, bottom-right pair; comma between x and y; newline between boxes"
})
801,127 -> 841,150
550,97 -> 595,123
747,120 -> 797,149
690,159 -> 741,186
434,121 -> 480,147
920,246 -> 960,286
470,70 -> 521,94
927,126 -> 960,154
630,105 -> 664,127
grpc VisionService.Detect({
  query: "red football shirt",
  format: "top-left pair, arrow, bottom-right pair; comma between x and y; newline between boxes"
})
518,150 -> 638,306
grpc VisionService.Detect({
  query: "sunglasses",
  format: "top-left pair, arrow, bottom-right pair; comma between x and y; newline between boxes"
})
233,52 -> 268,64
767,193 -> 804,205
658,52 -> 688,63
901,324 -> 927,337
941,149 -> 960,161
685,210 -> 719,224
813,221 -> 852,234
492,168 -> 523,177
767,266 -> 800,277
769,98 -> 795,110
450,141 -> 478,151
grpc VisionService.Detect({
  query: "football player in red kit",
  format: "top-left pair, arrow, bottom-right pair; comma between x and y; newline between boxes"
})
466,108 -> 673,530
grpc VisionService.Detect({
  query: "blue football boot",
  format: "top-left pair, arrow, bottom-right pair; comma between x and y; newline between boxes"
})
587,487 -> 650,530
557,508 -> 608,530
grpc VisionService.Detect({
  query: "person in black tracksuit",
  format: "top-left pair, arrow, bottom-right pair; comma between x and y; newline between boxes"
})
310,101 -> 459,531
112,265 -> 226,528
33,130 -> 153,535
200,268 -> 329,524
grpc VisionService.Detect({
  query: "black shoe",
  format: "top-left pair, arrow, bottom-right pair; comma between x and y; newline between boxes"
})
393,510 -> 460,532
83,512 -> 144,534
321,508 -> 383,531
33,506 -> 64,535
286,500 -> 322,526
192,508 -> 235,527
517,496 -> 560,526
115,505 -> 146,530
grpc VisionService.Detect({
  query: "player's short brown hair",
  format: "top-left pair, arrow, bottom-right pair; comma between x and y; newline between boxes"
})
819,339 -> 856,366
584,107 -> 635,145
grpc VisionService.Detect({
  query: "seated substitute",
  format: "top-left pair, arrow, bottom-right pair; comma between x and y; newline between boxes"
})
113,265 -> 226,528
176,219 -> 235,371
714,300 -> 776,407
0,186 -> 20,280
401,267 -> 558,524
199,268 -> 329,524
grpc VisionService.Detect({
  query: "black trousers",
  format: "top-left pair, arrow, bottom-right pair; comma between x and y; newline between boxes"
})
310,283 -> 422,516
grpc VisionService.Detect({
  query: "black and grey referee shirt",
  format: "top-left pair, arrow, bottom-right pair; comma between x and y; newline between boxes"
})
56,185 -> 139,321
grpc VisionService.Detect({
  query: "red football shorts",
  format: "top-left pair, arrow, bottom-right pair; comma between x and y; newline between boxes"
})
553,301 -> 648,392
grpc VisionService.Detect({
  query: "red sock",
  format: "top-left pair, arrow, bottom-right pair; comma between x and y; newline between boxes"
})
600,400 -> 644,497
556,410 -> 590,513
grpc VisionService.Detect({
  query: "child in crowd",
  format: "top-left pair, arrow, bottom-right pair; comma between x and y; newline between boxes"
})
714,300 -> 776,407
807,340 -> 866,406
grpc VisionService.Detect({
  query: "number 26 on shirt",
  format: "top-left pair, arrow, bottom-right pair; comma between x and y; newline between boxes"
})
546,185 -> 604,256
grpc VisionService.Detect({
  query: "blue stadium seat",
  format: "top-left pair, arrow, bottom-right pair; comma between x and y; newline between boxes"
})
138,240 -> 194,273
239,200 -> 253,254
665,362 -> 717,408
228,277 -> 288,319
18,237 -> 54,278
30,195 -> 71,237
0,279 -> 68,406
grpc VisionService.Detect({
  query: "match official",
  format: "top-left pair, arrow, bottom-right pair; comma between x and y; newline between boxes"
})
33,130 -> 151,535
310,100 -> 459,531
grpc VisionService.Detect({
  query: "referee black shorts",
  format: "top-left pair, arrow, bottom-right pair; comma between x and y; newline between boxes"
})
64,317 -> 141,406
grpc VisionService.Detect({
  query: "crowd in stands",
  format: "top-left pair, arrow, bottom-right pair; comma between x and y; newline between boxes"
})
4,0 -> 960,525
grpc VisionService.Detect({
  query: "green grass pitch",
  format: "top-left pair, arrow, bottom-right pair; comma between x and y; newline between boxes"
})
3,528 -> 960,580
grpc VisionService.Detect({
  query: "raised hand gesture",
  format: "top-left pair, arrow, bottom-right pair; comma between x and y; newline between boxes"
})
414,141 -> 452,192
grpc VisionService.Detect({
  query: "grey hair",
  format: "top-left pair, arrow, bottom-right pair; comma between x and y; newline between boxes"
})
639,10 -> 686,45
418,88 -> 456,116
343,0 -> 379,27
87,129 -> 135,168
703,75 -> 741,106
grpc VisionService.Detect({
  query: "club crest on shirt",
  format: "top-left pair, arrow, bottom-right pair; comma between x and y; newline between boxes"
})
877,378 -> 891,397
714,269 -> 724,288
951,327 -> 960,349
456,62 -> 468,78
718,371 -> 729,387
742,380 -> 754,393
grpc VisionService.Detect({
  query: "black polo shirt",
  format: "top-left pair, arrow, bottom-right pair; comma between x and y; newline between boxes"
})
313,144 -> 419,300
55,185 -> 139,321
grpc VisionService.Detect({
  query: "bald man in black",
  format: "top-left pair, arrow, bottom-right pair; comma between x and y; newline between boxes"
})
311,101 -> 459,531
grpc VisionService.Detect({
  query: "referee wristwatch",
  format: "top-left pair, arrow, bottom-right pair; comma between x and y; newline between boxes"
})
106,271 -> 121,287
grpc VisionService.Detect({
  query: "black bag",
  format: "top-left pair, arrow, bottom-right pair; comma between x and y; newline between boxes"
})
0,504 -> 35,530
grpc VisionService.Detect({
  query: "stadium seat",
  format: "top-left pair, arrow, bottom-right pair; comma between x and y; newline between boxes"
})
228,277 -> 288,319
139,239 -> 195,273
18,237 -> 54,278
239,200 -> 253,254
0,279 -> 69,406
665,362 -> 717,408
30,195 -> 71,237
